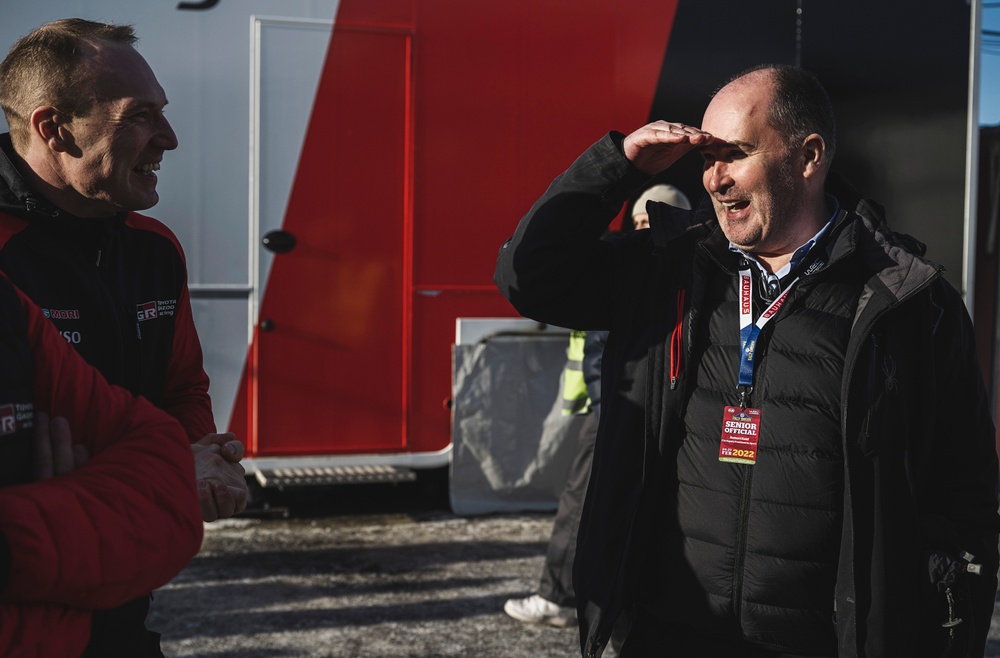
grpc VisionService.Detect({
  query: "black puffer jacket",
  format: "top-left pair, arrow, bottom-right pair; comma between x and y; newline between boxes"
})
627,220 -> 853,654
494,132 -> 1000,658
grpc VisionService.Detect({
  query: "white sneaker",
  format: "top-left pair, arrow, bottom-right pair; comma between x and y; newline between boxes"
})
503,594 -> 577,628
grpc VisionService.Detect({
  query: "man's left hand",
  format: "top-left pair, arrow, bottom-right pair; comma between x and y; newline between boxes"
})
193,432 -> 249,522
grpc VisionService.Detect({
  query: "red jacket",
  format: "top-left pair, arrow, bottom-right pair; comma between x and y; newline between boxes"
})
0,276 -> 203,657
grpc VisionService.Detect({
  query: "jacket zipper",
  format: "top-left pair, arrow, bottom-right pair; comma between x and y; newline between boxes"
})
96,238 -> 138,391
669,288 -> 685,389
860,332 -> 879,450
732,463 -> 754,630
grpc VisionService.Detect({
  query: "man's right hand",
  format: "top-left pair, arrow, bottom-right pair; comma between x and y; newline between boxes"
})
623,121 -> 713,175
34,411 -> 88,480
193,432 -> 249,522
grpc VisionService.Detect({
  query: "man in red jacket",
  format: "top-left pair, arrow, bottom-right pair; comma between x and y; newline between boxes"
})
0,273 -> 203,657
0,18 -> 249,655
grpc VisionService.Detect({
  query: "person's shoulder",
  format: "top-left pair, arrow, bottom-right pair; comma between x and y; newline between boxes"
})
124,210 -> 173,236
0,270 -> 25,308
0,209 -> 29,250
0,270 -> 44,344
924,274 -> 966,316
124,211 -> 186,256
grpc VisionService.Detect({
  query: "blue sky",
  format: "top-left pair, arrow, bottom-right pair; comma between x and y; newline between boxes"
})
981,2 -> 1000,125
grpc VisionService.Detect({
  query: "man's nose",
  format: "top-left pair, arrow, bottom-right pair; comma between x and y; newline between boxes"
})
155,114 -> 179,151
706,162 -> 731,193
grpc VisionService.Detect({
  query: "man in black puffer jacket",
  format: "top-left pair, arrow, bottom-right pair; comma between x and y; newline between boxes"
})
495,64 -> 999,657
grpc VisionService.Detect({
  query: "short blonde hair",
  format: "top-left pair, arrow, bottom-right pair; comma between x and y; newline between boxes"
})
0,18 -> 137,152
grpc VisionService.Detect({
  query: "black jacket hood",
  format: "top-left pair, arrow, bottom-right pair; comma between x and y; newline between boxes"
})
0,133 -> 127,235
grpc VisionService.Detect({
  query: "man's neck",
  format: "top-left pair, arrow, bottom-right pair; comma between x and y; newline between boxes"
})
753,252 -> 792,275
741,196 -> 838,276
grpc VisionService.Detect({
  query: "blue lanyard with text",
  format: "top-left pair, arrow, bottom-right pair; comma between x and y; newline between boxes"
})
737,261 -> 799,408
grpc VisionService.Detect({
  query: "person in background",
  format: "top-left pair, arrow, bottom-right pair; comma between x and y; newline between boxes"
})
495,64 -> 999,657
628,183 -> 691,231
503,329 -> 604,628
0,272 -> 203,657
0,18 -> 248,656
504,185 -> 691,631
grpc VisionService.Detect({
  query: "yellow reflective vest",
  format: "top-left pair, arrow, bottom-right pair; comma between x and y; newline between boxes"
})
561,330 -> 591,415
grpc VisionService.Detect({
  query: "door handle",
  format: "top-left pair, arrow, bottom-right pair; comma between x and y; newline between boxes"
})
262,229 -> 296,254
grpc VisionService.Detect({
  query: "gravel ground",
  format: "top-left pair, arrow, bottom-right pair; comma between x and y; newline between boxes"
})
148,480 -> 585,658
147,479 -> 1000,658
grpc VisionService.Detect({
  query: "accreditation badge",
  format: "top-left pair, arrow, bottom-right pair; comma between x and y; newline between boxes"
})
719,406 -> 760,465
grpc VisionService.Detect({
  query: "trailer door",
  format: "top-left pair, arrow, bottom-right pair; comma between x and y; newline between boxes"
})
254,20 -> 412,456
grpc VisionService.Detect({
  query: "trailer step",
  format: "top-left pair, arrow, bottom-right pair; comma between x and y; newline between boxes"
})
254,465 -> 418,489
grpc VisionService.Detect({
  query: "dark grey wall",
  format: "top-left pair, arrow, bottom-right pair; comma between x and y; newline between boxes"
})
647,0 -> 970,289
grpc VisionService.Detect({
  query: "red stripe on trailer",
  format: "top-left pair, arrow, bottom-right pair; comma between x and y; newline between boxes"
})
230,0 -> 680,459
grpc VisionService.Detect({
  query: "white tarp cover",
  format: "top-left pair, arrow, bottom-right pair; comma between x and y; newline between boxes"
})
450,334 -> 587,516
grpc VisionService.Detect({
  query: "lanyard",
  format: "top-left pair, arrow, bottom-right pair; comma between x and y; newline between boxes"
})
737,261 -> 799,406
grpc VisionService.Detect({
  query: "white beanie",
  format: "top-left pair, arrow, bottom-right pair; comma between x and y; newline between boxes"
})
632,184 -> 692,217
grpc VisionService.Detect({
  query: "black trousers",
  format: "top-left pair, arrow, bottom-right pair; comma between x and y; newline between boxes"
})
537,412 -> 598,607
82,595 -> 164,658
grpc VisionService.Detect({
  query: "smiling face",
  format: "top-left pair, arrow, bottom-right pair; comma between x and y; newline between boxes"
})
55,43 -> 177,217
699,72 -> 816,260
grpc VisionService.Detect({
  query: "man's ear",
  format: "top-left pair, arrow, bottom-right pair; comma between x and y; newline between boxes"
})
29,106 -> 72,153
801,133 -> 826,180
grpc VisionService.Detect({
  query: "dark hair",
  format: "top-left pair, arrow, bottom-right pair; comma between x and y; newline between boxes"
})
723,64 -> 837,166
0,18 -> 137,151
